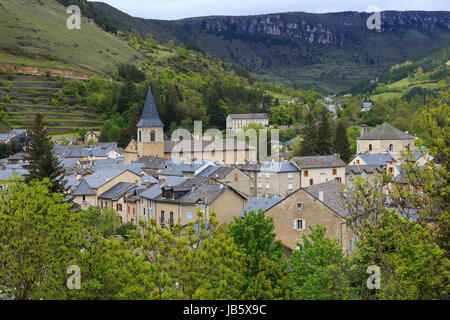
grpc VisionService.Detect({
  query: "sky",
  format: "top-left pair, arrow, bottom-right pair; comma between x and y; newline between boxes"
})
90,0 -> 450,20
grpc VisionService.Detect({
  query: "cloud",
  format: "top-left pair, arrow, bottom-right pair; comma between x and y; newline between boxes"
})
89,0 -> 450,20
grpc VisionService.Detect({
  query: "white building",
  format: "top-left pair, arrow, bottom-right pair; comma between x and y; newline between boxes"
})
226,113 -> 269,132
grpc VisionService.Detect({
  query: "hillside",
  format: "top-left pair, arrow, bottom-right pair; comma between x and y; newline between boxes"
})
0,72 -> 102,134
348,38 -> 450,101
90,3 -> 450,93
0,0 -> 143,74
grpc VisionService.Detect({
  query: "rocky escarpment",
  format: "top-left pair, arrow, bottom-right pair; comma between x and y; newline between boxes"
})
169,11 -> 450,46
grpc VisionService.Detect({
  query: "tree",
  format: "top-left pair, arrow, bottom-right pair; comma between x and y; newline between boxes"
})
117,80 -> 137,114
0,178 -> 86,300
227,209 -> 290,299
333,120 -> 352,163
117,128 -> 132,149
316,111 -> 332,155
298,112 -> 318,156
290,225 -> 357,300
24,113 -> 66,194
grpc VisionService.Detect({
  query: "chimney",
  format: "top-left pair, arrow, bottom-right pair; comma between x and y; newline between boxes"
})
360,124 -> 368,136
319,191 -> 324,202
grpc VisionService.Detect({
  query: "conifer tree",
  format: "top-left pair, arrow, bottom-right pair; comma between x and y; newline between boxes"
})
24,113 -> 66,194
299,112 -> 318,156
333,120 -> 351,163
317,111 -> 332,155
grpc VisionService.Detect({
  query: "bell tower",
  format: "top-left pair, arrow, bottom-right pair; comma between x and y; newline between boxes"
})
136,87 -> 165,158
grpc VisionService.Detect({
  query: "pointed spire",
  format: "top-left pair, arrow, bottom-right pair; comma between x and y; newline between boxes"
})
137,87 -> 164,128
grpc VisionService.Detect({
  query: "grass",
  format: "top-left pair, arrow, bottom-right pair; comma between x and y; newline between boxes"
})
0,0 -> 144,75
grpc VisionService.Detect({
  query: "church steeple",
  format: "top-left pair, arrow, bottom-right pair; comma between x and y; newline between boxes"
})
137,87 -> 164,128
135,86 -> 165,158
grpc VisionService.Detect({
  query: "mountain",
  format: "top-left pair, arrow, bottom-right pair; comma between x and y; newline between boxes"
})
89,3 -> 450,93
0,0 -> 143,74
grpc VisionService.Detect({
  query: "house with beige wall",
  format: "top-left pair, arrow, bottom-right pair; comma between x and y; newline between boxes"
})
237,162 -> 300,198
357,122 -> 416,158
290,154 -> 346,188
138,179 -> 247,227
263,180 -> 357,253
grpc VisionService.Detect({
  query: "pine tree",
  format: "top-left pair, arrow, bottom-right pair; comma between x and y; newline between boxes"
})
24,113 -> 66,194
333,120 -> 351,163
317,111 -> 332,155
299,112 -> 318,156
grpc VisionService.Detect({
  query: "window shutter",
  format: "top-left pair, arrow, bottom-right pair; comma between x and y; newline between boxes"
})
302,219 -> 306,230
293,220 -> 298,230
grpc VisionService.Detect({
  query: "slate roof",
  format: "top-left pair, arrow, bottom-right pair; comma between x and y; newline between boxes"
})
98,182 -> 135,201
142,175 -> 159,185
92,163 -> 145,175
164,139 -> 256,153
134,156 -> 168,169
239,197 -> 284,218
358,122 -> 414,140
85,168 -> 129,189
140,183 -> 162,200
228,113 -> 268,120
346,165 -> 384,175
259,161 -> 300,173
137,87 -> 164,128
181,184 -> 229,204
304,180 -> 348,218
357,153 -> 396,165
60,158 -> 79,169
0,169 -> 28,181
291,154 -> 345,169
72,178 -> 96,196
8,153 -> 28,161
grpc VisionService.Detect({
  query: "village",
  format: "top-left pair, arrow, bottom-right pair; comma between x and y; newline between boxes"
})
0,86 -> 434,254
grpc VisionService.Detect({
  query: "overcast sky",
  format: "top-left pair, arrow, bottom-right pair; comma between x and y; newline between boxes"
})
90,0 -> 450,20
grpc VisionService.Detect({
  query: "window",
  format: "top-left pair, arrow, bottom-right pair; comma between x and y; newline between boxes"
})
356,160 -> 360,165
128,206 -> 130,214
169,212 -> 174,225
389,144 -> 394,152
293,219 -> 306,230
369,144 -> 372,151
309,179 -> 314,186
143,208 -> 146,216
347,220 -> 352,231
288,183 -> 293,190
148,208 -> 152,217
116,203 -> 122,211
348,236 -> 359,253
150,130 -> 156,142
258,183 -> 262,189
266,173 -> 270,179
187,212 -> 192,221
258,173 -> 262,178
139,131 -> 142,142
349,174 -> 354,181
332,169 -> 337,175
389,167 -> 394,174
297,203 -> 302,212
288,173 -> 293,179
320,173 -> 326,183
336,177 -> 342,183
82,195 -> 86,201
160,211 -> 165,224
266,183 -> 270,189
234,173 -> 239,181
304,170 -> 309,177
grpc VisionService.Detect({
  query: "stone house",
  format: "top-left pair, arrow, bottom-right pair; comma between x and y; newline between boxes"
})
263,180 -> 357,253
290,154 -> 346,188
237,161 -> 300,198
357,122 -> 416,158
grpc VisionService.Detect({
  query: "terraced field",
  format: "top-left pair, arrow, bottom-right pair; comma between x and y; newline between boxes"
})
0,73 -> 102,134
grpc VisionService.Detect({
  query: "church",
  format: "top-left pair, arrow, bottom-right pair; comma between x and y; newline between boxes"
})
124,87 -> 257,164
